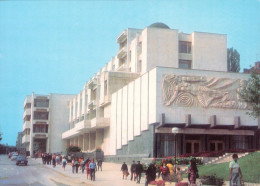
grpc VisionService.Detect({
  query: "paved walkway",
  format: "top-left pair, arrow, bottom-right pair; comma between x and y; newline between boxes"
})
32,158 -> 148,186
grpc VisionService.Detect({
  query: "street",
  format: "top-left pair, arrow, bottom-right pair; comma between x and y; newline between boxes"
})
0,155 -> 89,186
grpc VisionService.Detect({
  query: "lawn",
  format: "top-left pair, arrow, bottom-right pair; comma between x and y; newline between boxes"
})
195,152 -> 260,183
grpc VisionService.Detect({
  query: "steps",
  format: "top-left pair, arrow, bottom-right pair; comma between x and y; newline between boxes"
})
205,152 -> 249,165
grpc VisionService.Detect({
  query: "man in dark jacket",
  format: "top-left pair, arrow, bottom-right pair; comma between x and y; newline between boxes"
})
130,160 -> 136,181
121,162 -> 129,180
145,163 -> 157,186
135,161 -> 143,184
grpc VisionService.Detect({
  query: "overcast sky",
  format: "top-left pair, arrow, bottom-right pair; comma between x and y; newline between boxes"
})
0,0 -> 259,145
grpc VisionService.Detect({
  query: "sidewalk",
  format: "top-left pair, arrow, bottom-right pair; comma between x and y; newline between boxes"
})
32,158 -> 146,186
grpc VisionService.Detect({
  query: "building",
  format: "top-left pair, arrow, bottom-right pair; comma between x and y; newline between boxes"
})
16,132 -> 26,154
61,23 -> 260,160
22,93 -> 75,156
243,61 -> 260,74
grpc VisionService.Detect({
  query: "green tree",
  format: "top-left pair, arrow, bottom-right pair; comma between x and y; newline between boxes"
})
227,47 -> 240,72
239,70 -> 260,118
66,145 -> 81,153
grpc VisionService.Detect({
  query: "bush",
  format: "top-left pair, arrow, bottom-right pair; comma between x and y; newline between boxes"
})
66,145 -> 81,153
200,175 -> 224,186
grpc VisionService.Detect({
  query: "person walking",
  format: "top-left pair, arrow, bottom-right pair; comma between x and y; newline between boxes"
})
166,160 -> 174,175
97,159 -> 102,171
74,158 -> 79,173
52,154 -> 56,168
89,159 -> 96,181
176,167 -> 183,183
135,161 -> 143,184
71,158 -> 75,174
121,162 -> 129,180
185,160 -> 191,184
86,160 -> 91,180
159,162 -> 170,181
62,157 -> 67,171
56,155 -> 60,165
130,160 -> 137,181
80,157 -> 85,173
229,153 -> 243,186
189,159 -> 199,186
145,163 -> 156,186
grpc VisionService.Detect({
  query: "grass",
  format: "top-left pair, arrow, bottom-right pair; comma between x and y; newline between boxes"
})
195,152 -> 260,183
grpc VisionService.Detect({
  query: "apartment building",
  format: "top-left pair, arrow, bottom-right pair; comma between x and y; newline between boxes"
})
16,132 -> 26,153
22,93 -> 75,156
62,23 -> 259,160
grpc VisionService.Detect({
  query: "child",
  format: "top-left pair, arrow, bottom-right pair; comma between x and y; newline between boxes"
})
185,160 -> 191,184
176,167 -> 183,182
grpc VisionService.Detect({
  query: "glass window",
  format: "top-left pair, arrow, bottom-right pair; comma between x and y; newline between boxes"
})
34,99 -> 49,107
34,112 -> 49,120
179,41 -> 191,53
179,60 -> 192,69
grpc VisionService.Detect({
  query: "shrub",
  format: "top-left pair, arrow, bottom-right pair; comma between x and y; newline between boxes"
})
200,175 -> 224,186
66,145 -> 81,153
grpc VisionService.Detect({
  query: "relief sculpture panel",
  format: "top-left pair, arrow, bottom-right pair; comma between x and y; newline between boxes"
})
162,74 -> 248,109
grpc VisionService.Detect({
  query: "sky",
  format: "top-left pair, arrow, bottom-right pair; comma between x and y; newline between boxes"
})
0,0 -> 259,146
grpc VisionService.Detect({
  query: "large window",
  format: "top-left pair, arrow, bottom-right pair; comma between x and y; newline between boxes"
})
34,111 -> 49,120
179,41 -> 191,53
34,99 -> 49,107
179,60 -> 192,69
33,124 -> 48,133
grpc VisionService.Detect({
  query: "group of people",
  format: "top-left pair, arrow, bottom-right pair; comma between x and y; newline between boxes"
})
121,161 -> 144,183
40,153 -> 102,182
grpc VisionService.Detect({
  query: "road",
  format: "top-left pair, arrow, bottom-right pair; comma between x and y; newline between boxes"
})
0,155 -> 90,186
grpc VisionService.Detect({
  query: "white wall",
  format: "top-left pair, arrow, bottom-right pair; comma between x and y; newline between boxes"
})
192,32 -> 227,72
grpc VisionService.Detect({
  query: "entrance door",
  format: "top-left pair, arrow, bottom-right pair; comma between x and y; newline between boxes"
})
185,140 -> 201,154
209,140 -> 224,152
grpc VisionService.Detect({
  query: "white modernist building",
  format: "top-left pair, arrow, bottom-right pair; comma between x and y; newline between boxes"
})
61,23 -> 259,159
22,93 -> 76,156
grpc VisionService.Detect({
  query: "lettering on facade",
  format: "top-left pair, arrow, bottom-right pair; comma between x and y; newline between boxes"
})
162,74 -> 248,109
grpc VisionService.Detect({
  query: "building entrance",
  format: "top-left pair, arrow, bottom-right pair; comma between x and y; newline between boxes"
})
33,138 -> 47,155
185,140 -> 201,154
209,140 -> 224,152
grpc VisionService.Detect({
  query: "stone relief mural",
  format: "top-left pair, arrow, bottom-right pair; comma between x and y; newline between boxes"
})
162,74 -> 248,109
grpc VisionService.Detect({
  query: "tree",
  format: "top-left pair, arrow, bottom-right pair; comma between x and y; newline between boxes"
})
227,47 -> 240,72
239,70 -> 260,118
66,145 -> 81,153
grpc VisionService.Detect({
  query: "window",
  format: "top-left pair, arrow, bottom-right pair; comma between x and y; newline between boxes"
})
179,60 -> 192,69
34,111 -> 49,120
34,99 -> 49,107
33,124 -> 48,133
179,41 -> 191,53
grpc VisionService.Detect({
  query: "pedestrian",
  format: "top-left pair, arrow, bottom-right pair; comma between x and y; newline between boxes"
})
166,160 -> 174,175
130,160 -> 136,181
89,159 -> 96,181
86,159 -> 91,180
145,163 -> 156,186
97,159 -> 102,171
71,158 -> 75,174
135,161 -> 143,184
189,159 -> 199,186
159,162 -> 170,181
62,157 -> 67,171
74,158 -> 79,173
80,157 -> 85,173
52,154 -> 56,168
185,160 -> 191,184
176,167 -> 183,183
56,155 -> 60,165
121,162 -> 129,180
229,153 -> 243,186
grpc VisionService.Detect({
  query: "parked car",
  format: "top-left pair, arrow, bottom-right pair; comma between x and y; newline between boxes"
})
16,156 -> 28,166
11,154 -> 18,161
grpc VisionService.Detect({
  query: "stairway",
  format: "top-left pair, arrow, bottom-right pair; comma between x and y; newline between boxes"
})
205,152 -> 249,165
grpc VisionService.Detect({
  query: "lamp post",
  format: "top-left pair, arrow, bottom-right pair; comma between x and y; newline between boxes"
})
172,127 -> 179,173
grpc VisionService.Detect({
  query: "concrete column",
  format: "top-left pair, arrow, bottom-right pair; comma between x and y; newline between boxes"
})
95,129 -> 104,149
90,132 -> 96,150
74,137 -> 77,146
46,138 -> 50,153
79,135 -> 83,150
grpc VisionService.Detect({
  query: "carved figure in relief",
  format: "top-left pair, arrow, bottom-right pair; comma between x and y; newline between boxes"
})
162,74 -> 248,110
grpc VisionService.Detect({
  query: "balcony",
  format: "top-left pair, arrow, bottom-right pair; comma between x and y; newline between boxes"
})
23,109 -> 31,118
117,30 -> 127,43
75,119 -> 91,131
88,100 -> 96,110
33,107 -> 49,112
91,117 -> 110,128
32,120 -> 49,125
117,46 -> 127,59
117,63 -> 128,72
62,127 -> 79,139
23,121 -> 31,131
99,95 -> 111,107
22,135 -> 30,144
33,133 -> 48,139
88,78 -> 98,89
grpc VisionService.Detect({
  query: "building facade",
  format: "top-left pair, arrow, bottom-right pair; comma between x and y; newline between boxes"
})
61,23 -> 260,160
16,132 -> 26,154
22,93 -> 75,156
244,61 -> 260,74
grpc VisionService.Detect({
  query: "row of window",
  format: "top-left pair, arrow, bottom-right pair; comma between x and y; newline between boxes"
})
34,99 -> 49,107
33,111 -> 49,120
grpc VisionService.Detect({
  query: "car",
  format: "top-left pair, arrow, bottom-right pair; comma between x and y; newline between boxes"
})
16,156 -> 28,166
11,154 -> 18,161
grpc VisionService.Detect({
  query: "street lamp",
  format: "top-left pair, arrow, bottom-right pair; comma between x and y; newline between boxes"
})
172,127 -> 179,173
